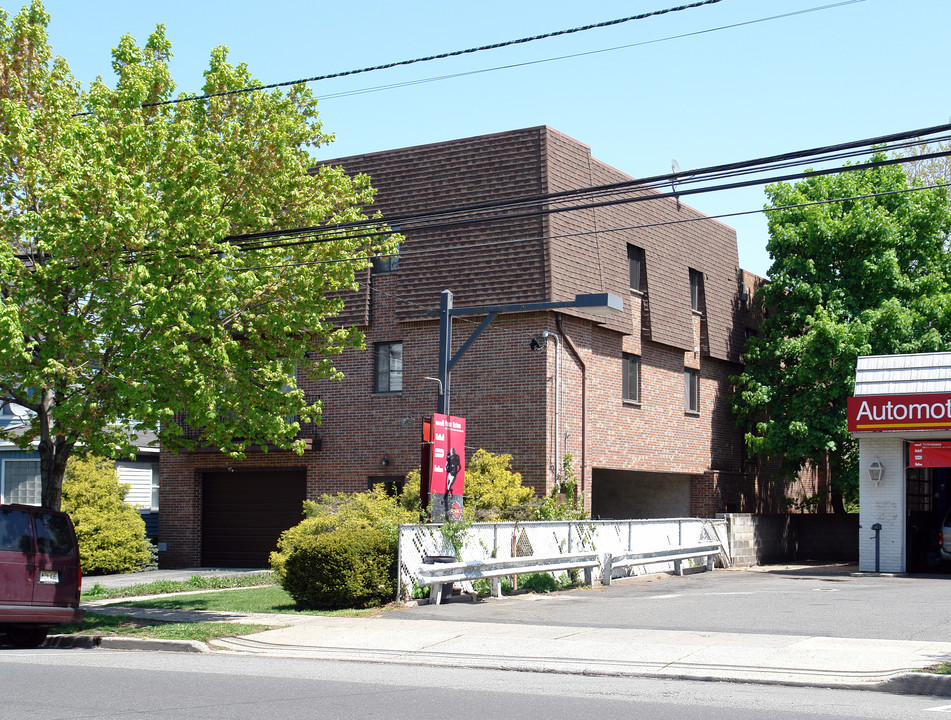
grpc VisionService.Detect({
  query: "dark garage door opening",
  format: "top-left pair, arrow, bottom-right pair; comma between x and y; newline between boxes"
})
201,469 -> 306,568
591,468 -> 690,520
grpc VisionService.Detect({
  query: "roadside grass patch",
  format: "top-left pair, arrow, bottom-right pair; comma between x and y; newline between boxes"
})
50,612 -> 267,643
116,585 -> 380,616
919,663 -> 951,675
82,573 -> 276,601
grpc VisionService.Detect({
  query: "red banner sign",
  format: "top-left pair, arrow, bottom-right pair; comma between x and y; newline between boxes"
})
428,414 -> 465,521
909,441 -> 951,468
848,393 -> 951,432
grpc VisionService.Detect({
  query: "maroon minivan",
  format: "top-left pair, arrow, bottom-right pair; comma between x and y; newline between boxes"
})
0,504 -> 83,648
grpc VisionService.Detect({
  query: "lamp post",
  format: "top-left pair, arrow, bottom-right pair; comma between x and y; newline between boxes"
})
433,289 -> 623,416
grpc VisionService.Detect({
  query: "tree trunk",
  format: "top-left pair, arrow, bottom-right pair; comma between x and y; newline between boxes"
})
36,401 -> 75,511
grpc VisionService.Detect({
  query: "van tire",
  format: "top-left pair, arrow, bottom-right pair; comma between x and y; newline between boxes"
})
6,627 -> 49,648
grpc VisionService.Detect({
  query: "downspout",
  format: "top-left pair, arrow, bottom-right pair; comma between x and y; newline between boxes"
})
556,315 -> 587,494
540,330 -> 561,487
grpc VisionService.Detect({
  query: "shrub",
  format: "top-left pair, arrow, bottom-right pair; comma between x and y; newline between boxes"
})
280,525 -> 395,609
519,572 -> 565,593
464,449 -> 534,520
61,455 -> 154,575
270,484 -> 421,606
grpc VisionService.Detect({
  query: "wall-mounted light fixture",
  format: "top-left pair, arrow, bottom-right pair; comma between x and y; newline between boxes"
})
868,460 -> 885,486
381,453 -> 390,467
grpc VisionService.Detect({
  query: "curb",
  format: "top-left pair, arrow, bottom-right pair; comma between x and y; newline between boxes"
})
44,634 -> 208,653
876,673 -> 951,697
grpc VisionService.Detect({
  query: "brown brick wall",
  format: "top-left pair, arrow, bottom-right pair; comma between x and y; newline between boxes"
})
159,127 -> 769,567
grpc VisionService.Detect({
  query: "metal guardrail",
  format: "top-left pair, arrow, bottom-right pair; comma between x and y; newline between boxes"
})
397,518 -> 730,601
418,552 -> 600,604
601,542 -> 722,584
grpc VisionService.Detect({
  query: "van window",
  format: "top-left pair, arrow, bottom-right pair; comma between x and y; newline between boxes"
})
0,507 -> 31,553
35,513 -> 75,556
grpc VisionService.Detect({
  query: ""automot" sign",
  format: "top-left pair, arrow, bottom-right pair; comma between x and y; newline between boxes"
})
848,392 -> 951,432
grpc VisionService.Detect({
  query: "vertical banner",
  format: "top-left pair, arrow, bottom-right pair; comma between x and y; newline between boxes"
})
429,413 -> 466,522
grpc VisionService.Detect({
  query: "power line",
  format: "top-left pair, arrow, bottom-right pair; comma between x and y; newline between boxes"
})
220,127 -> 951,255
229,180 -> 951,274
137,1 -> 726,110
310,1 -> 866,104
224,122 -> 951,249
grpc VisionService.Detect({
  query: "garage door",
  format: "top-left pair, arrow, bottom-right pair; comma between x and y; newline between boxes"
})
591,469 -> 690,519
201,470 -> 306,568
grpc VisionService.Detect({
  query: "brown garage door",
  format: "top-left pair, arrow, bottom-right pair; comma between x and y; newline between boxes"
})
201,469 -> 306,568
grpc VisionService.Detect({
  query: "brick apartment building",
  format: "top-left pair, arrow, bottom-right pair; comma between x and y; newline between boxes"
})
159,126 -> 782,568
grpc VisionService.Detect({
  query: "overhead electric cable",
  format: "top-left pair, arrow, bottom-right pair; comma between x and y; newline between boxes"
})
229,180 -> 951,274
136,0 -> 725,109
222,122 -> 951,250
311,1 -> 866,103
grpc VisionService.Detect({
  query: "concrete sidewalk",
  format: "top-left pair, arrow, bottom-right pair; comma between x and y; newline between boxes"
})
209,613 -> 951,691
69,565 -> 951,695
79,597 -> 951,695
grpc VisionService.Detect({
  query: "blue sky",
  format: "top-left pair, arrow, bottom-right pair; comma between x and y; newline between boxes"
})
33,0 -> 951,277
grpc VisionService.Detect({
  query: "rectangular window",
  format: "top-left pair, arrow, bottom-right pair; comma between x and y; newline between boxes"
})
627,245 -> 645,293
684,369 -> 699,414
374,342 -> 403,393
3,460 -> 41,506
689,268 -> 703,313
622,353 -> 641,403
371,251 -> 399,274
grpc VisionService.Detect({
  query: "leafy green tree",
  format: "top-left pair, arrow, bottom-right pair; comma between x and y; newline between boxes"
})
733,155 -> 951,512
61,455 -> 153,574
0,3 -> 395,510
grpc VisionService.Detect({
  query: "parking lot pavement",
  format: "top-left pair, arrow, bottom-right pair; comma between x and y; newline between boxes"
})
392,563 -> 951,643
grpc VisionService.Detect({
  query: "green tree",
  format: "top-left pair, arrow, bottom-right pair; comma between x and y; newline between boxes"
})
61,455 -> 153,574
0,3 -> 396,509
733,155 -> 951,512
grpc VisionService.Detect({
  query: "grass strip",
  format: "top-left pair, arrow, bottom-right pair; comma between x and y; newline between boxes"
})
50,612 -> 268,643
117,585 -> 377,616
82,572 -> 276,600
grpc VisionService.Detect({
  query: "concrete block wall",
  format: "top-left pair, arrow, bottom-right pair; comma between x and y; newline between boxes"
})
857,435 -> 906,572
722,513 -> 859,567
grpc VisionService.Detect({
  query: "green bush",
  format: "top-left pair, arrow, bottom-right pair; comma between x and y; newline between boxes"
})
61,455 -> 154,575
280,525 -> 395,609
270,484 -> 420,607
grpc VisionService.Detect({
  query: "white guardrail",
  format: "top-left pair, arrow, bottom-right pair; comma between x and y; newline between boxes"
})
397,518 -> 730,602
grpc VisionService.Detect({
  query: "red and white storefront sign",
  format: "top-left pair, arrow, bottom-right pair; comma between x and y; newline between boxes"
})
847,392 -> 951,433
908,441 -> 951,468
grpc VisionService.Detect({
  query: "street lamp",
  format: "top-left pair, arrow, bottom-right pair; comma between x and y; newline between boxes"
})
433,289 -> 623,415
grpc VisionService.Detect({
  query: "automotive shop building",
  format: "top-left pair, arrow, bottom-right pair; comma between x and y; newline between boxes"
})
851,352 -> 951,573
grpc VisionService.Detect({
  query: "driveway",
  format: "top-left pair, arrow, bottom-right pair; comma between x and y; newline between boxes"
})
388,563 -> 951,643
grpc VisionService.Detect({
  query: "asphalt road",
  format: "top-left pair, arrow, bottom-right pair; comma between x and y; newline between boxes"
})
0,649 -> 946,719
395,564 -> 951,642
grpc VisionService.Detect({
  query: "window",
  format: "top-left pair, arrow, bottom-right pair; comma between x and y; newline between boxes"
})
3,460 -> 41,505
622,353 -> 641,403
684,369 -> 699,414
374,342 -> 403,393
689,269 -> 703,313
0,507 -> 31,553
627,245 -> 645,293
372,252 -> 399,274
151,465 -> 160,511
